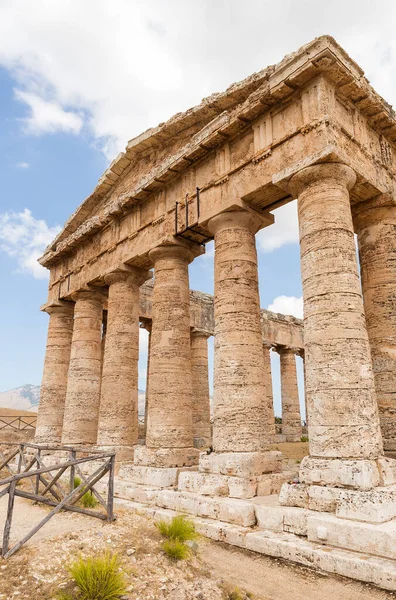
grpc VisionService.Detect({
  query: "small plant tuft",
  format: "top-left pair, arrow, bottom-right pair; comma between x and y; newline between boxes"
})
156,515 -> 197,542
81,490 -> 98,509
300,435 -> 309,443
66,551 -> 128,600
162,539 -> 190,561
73,475 -> 82,489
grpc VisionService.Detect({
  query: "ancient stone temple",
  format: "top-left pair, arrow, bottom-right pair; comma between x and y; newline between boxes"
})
35,36 -> 396,591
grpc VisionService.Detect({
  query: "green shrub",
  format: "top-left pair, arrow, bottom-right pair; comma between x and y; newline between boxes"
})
300,436 -> 309,443
73,475 -> 82,489
81,490 -> 98,509
156,515 -> 197,542
162,539 -> 190,561
67,551 -> 128,600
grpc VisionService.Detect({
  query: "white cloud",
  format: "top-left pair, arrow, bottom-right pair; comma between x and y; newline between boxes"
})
0,1 -> 395,160
268,295 -> 303,319
0,209 -> 60,279
14,90 -> 83,135
257,200 -> 299,253
16,161 -> 30,169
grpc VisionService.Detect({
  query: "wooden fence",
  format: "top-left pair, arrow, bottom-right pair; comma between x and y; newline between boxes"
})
0,443 -> 115,558
0,415 -> 37,431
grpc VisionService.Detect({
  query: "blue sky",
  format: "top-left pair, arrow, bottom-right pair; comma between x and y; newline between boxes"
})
0,0 -> 395,419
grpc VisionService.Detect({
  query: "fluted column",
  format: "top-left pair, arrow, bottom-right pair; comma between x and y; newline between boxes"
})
191,330 -> 211,449
208,209 -> 274,454
96,268 -> 150,459
288,163 -> 383,466
278,347 -> 302,442
61,290 -> 106,445
136,241 -> 201,468
35,301 -> 74,443
354,195 -> 396,453
262,343 -> 276,439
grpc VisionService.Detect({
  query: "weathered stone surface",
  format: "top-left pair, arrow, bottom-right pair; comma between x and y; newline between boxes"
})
278,483 -> 309,508
335,487 -> 396,523
190,330 -> 211,449
199,451 -> 282,478
207,209 -> 273,453
308,512 -> 396,560
133,445 -> 199,468
354,195 -> 396,453
144,241 -> 201,466
298,456 -> 381,490
278,347 -> 302,442
97,267 -> 150,456
35,301 -> 74,443
286,163 -> 383,461
61,290 -> 106,445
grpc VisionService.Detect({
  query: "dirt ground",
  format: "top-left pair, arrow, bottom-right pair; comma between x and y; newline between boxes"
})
0,495 -> 395,600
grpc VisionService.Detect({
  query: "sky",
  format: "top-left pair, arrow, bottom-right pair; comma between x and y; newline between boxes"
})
0,0 -> 396,418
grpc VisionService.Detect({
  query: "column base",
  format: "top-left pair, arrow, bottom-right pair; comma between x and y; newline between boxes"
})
95,445 -> 135,462
199,451 -> 282,477
297,456 -> 396,491
133,445 -> 200,468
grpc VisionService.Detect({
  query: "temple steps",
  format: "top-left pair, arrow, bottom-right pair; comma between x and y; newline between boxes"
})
114,497 -> 396,592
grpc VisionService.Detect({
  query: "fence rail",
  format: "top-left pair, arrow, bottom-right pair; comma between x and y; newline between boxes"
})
0,416 -> 37,431
0,443 -> 115,558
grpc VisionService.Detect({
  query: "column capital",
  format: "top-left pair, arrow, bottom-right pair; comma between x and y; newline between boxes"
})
104,265 -> 152,287
191,328 -> 212,339
276,345 -> 299,356
70,288 -> 107,303
286,163 -> 356,198
41,299 -> 74,316
207,206 -> 272,236
148,239 -> 203,265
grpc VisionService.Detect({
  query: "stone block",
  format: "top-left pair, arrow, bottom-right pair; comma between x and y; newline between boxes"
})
335,487 -> 396,523
118,465 -> 182,488
133,445 -> 199,468
256,472 -> 295,496
308,485 -> 342,512
299,456 -> 380,490
246,530 -> 396,591
378,457 -> 396,486
199,451 -> 282,477
278,483 -> 309,508
307,513 -> 396,560
178,471 -> 229,496
218,498 -> 256,527
254,502 -> 309,535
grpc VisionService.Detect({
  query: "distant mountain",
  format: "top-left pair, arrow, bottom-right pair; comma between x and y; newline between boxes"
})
0,384 -> 40,412
0,385 -> 147,416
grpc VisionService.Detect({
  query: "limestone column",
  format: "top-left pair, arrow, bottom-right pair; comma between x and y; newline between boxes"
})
35,301 -> 74,443
61,290 -> 106,445
353,195 -> 396,453
278,347 -> 302,442
263,343 -> 276,439
96,268 -> 150,459
190,330 -> 211,449
208,209 -> 274,457
287,163 -> 383,473
137,241 -> 201,468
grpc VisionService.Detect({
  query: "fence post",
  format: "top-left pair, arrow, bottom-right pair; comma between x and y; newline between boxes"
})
2,480 -> 16,556
35,449 -> 41,495
107,454 -> 115,522
69,450 -> 76,494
